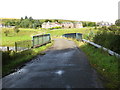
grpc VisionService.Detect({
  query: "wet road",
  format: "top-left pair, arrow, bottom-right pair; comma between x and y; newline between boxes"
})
2,38 -> 103,88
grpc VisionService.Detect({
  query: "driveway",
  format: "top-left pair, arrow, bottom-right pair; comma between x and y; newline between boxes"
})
2,38 -> 103,88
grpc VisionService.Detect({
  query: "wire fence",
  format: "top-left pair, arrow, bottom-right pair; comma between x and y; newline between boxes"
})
15,40 -> 32,52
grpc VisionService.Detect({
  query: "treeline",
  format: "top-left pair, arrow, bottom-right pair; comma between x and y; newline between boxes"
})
81,21 -> 96,27
19,16 -> 41,28
2,16 -> 42,29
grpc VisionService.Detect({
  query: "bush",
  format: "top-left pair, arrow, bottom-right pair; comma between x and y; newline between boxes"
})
115,19 -> 120,26
98,26 -> 108,31
49,26 -> 62,30
14,27 -> 20,33
93,30 -> 120,54
108,25 -> 119,31
4,30 -> 10,36
94,26 -> 97,29
2,51 -> 11,65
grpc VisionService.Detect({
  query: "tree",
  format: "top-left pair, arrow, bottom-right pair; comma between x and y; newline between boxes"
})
115,19 -> 120,26
45,19 -> 52,22
29,17 -> 33,21
20,17 -> 23,21
20,19 -> 30,28
25,16 -> 28,19
54,19 -> 58,22
88,22 -> 96,27
33,20 -> 41,29
81,22 -> 87,27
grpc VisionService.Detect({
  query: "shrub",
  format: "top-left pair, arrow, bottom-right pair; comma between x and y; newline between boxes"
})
49,26 -> 62,30
115,19 -> 120,26
94,26 -> 97,29
98,26 -> 108,31
93,30 -> 120,54
108,25 -> 119,31
4,30 -> 10,36
14,27 -> 20,34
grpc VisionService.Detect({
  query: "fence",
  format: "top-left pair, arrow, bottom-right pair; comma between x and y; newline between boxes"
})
82,39 -> 120,58
15,40 -> 32,52
14,34 -> 51,52
32,34 -> 51,48
62,33 -> 82,41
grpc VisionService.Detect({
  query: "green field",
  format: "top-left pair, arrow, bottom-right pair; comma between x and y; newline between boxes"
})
1,27 -> 97,46
2,28 -> 43,46
45,28 -> 97,37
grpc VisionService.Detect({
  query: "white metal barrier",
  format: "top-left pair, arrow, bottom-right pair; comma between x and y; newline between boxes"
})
82,39 -> 120,58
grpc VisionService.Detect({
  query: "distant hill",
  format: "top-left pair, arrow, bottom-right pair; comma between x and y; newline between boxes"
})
0,18 -> 19,20
39,19 -> 80,22
0,18 -> 81,22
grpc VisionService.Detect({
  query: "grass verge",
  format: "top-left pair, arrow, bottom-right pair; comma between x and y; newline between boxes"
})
2,41 -> 54,77
66,38 -> 119,88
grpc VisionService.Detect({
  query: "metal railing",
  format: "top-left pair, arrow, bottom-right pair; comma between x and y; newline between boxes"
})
32,34 -> 51,48
62,33 -> 82,41
14,34 -> 51,52
82,39 -> 120,58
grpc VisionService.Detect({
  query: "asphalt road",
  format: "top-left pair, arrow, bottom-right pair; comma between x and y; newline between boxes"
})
2,38 -> 103,88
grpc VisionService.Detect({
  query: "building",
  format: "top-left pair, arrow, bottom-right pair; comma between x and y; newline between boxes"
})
61,22 -> 74,28
97,21 -> 113,27
42,21 -> 83,29
73,22 -> 83,28
42,22 -> 62,29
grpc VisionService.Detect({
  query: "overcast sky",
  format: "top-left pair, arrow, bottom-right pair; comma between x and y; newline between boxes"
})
0,0 -> 119,23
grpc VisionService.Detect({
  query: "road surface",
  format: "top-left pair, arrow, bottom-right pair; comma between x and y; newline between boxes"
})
2,38 -> 103,88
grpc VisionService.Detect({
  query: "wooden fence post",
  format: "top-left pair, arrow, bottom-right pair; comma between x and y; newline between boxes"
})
49,34 -> 51,42
32,36 -> 34,48
15,42 -> 17,52
7,47 -> 9,51
42,35 -> 44,44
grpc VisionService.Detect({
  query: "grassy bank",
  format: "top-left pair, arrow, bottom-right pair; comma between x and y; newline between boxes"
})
73,39 -> 119,88
2,41 -> 53,77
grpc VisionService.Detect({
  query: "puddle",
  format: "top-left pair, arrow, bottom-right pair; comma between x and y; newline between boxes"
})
66,85 -> 72,90
55,70 -> 64,75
